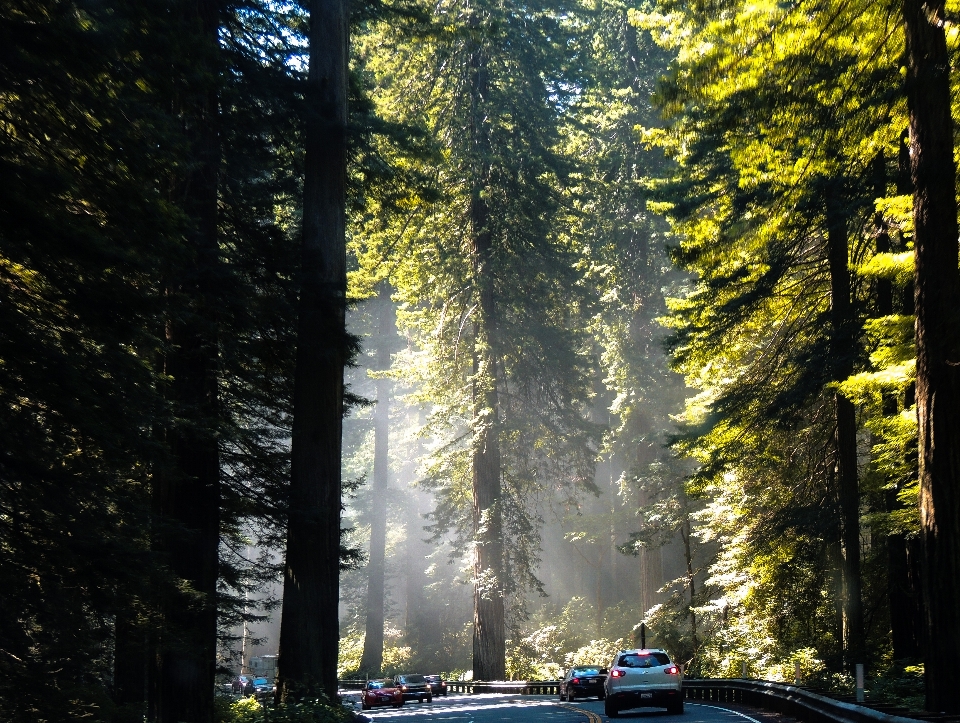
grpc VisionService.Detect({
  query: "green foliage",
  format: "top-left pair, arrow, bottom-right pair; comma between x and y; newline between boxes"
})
868,662 -> 925,712
337,627 -> 413,678
215,696 -> 354,723
504,597 -> 638,679
0,0 -> 352,717
0,0 -> 180,717
631,0 -> 926,682
353,0 -> 599,620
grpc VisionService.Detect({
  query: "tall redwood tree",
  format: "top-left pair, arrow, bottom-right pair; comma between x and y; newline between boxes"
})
467,30 -> 507,681
903,0 -> 960,710
360,285 -> 394,675
276,0 -> 349,701
153,2 -> 222,720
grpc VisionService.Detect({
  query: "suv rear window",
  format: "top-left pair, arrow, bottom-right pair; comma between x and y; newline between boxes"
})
618,653 -> 670,667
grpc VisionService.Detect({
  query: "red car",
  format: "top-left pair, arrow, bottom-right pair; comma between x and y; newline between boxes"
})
362,679 -> 404,710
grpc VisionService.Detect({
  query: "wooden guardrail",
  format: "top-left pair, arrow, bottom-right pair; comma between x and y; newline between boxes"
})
338,679 -> 560,695
338,679 -> 368,690
447,680 -> 560,695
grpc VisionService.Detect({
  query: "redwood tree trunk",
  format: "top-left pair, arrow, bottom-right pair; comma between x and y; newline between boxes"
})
153,2 -> 221,720
360,285 -> 393,675
276,0 -> 349,701
681,517 -> 698,669
467,17 -> 506,681
903,0 -> 960,709
825,190 -> 864,672
470,196 -> 506,681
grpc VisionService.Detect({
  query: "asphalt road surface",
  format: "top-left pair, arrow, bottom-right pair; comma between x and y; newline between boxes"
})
358,693 -> 799,723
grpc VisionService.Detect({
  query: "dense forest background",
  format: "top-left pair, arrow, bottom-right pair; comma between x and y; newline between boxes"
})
4,0 -> 960,720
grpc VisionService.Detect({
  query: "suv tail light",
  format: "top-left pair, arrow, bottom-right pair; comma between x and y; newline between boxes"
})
610,669 -> 625,678
571,677 -> 580,685
665,666 -> 679,675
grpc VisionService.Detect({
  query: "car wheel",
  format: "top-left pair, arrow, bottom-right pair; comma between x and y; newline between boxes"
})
427,695 -> 433,703
362,703 -> 370,711
598,692 -> 605,701
559,688 -> 565,702
604,698 -> 619,718
668,700 -> 685,715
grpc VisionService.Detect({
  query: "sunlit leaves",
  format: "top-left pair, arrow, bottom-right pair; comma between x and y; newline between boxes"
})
638,0 -> 918,677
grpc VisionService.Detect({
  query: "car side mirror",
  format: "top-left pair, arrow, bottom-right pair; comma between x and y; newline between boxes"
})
599,669 -> 608,675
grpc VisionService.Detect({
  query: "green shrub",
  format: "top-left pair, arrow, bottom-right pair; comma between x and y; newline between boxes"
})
868,662 -> 925,711
214,695 -> 354,723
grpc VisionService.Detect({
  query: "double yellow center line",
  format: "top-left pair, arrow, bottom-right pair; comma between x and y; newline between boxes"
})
557,703 -> 604,723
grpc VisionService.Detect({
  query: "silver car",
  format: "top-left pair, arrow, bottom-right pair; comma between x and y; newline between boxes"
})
603,648 -> 684,717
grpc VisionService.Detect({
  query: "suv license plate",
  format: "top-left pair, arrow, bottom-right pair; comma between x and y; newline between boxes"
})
588,678 -> 597,683
641,693 -> 653,699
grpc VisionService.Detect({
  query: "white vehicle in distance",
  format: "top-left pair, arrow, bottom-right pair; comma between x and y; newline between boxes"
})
603,648 -> 684,717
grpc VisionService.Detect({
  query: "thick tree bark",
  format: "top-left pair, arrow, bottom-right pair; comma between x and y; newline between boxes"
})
640,545 -> 662,616
153,3 -> 221,720
276,0 -> 349,702
889,531 -> 924,659
360,285 -> 394,675
470,197 -> 506,681
903,0 -> 960,709
825,191 -> 864,672
827,538 -> 846,656
467,20 -> 506,681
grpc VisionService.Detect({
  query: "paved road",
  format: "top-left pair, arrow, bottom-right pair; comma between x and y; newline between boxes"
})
358,693 -> 797,723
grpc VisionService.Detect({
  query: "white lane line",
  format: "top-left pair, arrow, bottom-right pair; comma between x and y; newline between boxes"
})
688,702 -> 765,723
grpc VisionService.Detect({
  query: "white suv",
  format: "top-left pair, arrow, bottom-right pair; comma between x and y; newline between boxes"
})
603,648 -> 684,717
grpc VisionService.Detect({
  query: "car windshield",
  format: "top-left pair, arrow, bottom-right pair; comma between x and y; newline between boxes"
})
572,667 -> 601,675
368,680 -> 393,689
618,653 -> 670,668
425,675 -> 440,681
400,675 -> 425,683
253,678 -> 270,685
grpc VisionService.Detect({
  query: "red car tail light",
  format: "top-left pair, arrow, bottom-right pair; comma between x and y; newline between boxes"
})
665,665 -> 679,675
571,677 -> 580,685
610,669 -> 625,678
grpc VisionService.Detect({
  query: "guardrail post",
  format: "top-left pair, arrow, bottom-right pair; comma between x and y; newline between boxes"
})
855,664 -> 864,703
